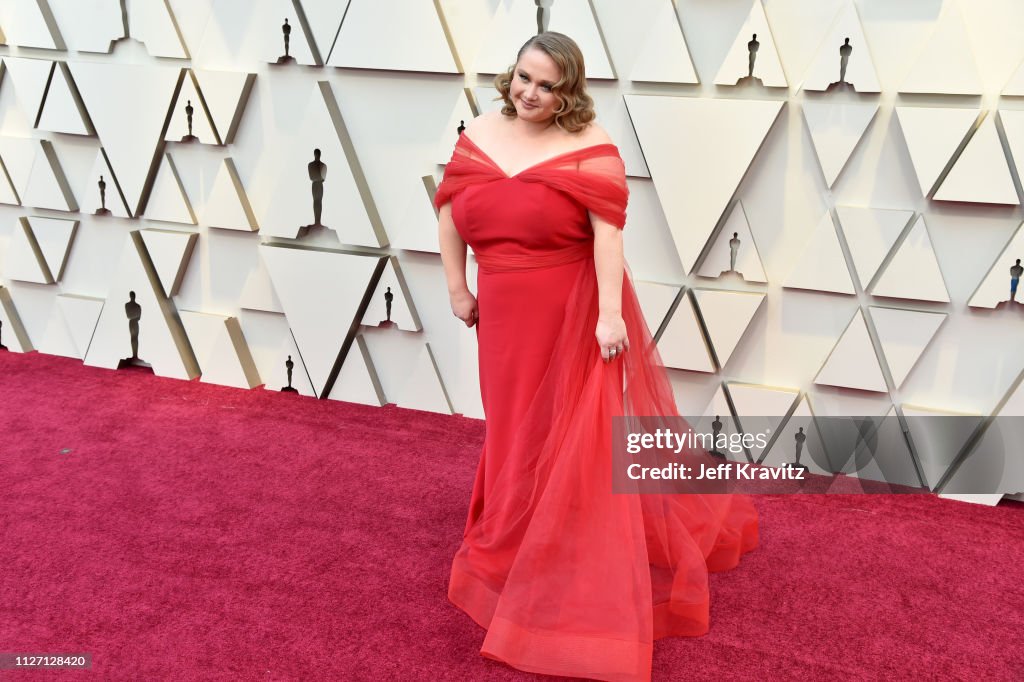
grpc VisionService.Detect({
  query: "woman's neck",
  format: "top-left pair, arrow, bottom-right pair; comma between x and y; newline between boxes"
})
510,115 -> 558,139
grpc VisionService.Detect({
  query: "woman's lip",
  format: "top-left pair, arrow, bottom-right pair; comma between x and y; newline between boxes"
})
521,100 -> 538,109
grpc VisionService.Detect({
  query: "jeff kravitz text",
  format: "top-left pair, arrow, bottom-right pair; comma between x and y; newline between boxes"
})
626,461 -> 806,481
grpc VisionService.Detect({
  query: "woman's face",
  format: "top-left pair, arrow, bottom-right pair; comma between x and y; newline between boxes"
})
510,48 -> 561,121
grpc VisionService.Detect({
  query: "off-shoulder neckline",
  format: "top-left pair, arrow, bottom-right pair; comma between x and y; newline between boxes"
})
458,132 -> 620,179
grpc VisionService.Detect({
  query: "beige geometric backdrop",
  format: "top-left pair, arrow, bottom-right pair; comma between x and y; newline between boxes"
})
1,0 -> 1022,503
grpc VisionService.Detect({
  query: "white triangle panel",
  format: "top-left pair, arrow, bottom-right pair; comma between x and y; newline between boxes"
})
38,300 -> 83,359
967,220 -> 1024,309
692,289 -> 765,368
695,386 -> 745,463
139,228 -> 198,298
633,280 -> 680,338
329,0 -> 458,73
257,82 -> 381,246
801,100 -> 878,187
264,331 -> 316,397
814,309 -> 887,392
44,0 -> 122,53
836,406 -> 919,487
258,1 -> 318,66
165,75 -> 216,145
192,69 -> 255,145
327,334 -> 386,407
82,149 -> 131,218
239,257 -> 284,314
4,219 -> 50,283
143,154 -> 196,225
0,136 -> 36,201
435,97 -> 476,166
473,0 -> 613,78
902,404 -> 983,490
55,293 -> 104,358
28,216 -> 77,282
0,286 -> 33,352
801,3 -> 880,92
869,307 -> 946,389
943,377 -> 1024,495
393,175 -> 442,253
895,106 -> 979,197
624,95 -> 783,273
835,206 -> 914,287
300,0 -> 352,65
69,62 -> 182,216
1000,110 -> 1024,191
934,114 -> 1018,205
180,311 -> 261,389
629,0 -> 698,84
37,63 -> 92,136
727,382 -> 800,462
260,244 -> 383,397
2,56 -> 53,125
22,140 -> 76,211
758,397 -> 831,474
699,385 -> 734,423
713,0 -> 787,87
937,494 -> 1010,506
871,215 -> 950,303
201,158 -> 257,231
899,0 -> 982,95
1003,57 -> 1024,96
319,81 -> 386,247
783,212 -> 855,295
471,86 -> 504,116
656,292 -> 713,372
695,202 -> 767,283
127,0 -> 189,59
360,257 -> 422,331
0,166 -> 18,205
0,1 -> 62,49
82,231 -> 198,379
728,382 -> 799,418
396,342 -> 454,414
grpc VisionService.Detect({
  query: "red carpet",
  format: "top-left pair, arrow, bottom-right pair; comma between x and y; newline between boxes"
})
1,350 -> 1022,681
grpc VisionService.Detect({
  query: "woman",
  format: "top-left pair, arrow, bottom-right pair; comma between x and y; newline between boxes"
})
435,32 -> 759,682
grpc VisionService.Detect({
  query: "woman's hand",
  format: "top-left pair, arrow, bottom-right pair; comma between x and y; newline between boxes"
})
596,314 -> 629,362
450,289 -> 479,327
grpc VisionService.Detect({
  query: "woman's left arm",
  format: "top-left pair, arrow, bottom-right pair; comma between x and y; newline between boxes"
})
592,215 -> 629,361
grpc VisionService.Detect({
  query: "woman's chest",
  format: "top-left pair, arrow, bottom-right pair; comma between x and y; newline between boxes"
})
453,179 -> 591,249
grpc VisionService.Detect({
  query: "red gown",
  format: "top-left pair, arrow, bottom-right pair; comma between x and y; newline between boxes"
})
435,132 -> 758,682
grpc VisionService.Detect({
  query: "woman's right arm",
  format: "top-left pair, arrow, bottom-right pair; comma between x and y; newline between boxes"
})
438,201 -> 478,327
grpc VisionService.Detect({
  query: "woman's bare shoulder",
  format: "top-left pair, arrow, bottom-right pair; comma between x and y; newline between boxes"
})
578,121 -> 614,146
463,110 -> 502,138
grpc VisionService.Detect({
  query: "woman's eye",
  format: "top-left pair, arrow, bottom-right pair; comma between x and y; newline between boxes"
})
519,74 -> 527,81
542,85 -> 552,91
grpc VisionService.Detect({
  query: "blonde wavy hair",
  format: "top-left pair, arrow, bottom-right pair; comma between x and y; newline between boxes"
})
493,32 -> 595,133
